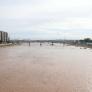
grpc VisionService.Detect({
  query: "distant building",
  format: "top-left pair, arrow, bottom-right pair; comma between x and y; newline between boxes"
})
0,31 -> 9,43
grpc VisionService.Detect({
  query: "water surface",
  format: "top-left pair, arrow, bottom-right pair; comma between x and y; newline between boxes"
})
0,43 -> 91,92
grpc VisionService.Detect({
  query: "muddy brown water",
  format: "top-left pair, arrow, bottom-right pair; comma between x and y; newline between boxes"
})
0,43 -> 92,92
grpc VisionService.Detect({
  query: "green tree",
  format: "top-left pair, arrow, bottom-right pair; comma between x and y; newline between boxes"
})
84,38 -> 91,42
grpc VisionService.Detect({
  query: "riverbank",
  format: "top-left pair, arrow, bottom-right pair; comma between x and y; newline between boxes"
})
0,43 -> 17,47
68,43 -> 92,49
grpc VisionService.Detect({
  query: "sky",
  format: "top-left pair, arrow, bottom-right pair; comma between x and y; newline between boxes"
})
0,0 -> 92,40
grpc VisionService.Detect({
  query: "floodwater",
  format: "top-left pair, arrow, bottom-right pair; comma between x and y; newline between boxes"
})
0,43 -> 92,92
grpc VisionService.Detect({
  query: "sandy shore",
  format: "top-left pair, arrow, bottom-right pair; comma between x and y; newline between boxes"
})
0,43 -> 92,92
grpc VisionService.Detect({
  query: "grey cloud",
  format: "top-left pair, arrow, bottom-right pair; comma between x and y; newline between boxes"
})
0,0 -> 92,40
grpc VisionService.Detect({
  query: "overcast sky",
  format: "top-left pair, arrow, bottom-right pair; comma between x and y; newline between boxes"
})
0,0 -> 92,40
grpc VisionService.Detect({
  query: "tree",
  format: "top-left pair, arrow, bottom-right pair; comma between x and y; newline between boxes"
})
84,38 -> 92,42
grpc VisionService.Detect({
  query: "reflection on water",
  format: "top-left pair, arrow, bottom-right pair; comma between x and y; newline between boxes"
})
0,43 -> 92,92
